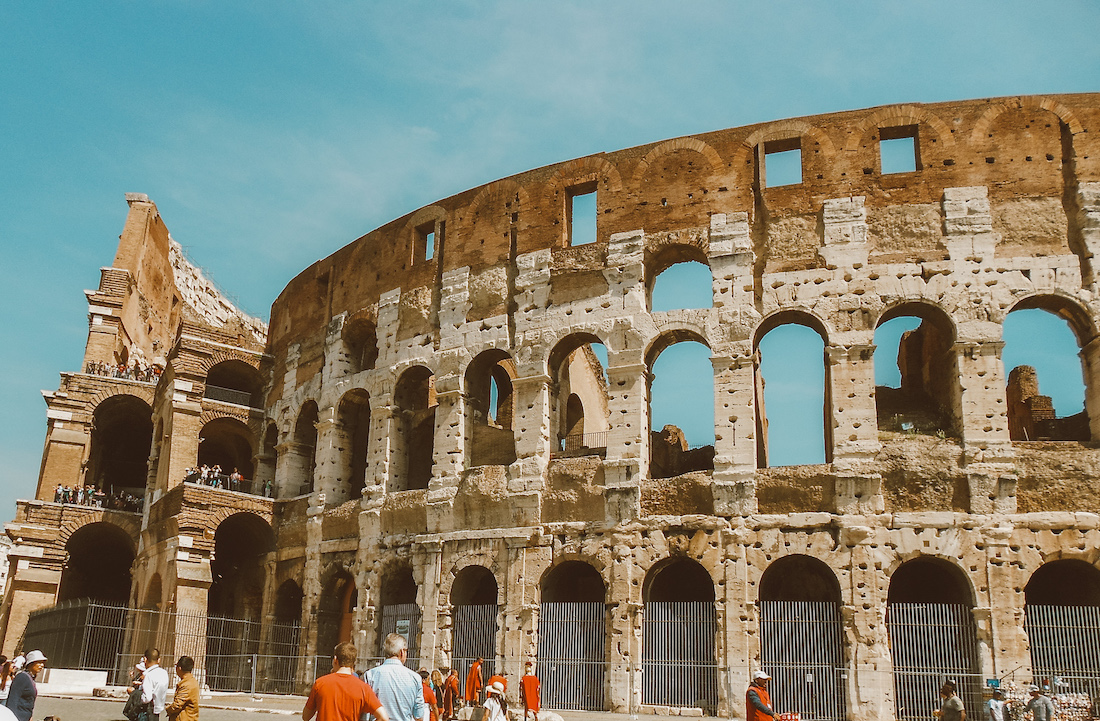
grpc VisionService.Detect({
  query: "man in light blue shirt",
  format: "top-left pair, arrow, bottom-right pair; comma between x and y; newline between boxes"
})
363,634 -> 425,721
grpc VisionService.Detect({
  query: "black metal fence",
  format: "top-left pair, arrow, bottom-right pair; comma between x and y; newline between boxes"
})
23,600 -> 303,692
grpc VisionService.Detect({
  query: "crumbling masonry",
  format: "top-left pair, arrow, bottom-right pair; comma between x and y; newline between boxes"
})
4,94 -> 1100,720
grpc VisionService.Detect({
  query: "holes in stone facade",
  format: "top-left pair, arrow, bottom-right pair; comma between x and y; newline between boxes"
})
879,125 -> 920,174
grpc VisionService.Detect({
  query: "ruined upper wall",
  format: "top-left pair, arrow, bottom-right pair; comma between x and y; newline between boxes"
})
267,94 -> 1100,366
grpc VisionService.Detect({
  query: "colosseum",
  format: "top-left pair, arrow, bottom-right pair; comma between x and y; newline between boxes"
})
3,93 -> 1100,721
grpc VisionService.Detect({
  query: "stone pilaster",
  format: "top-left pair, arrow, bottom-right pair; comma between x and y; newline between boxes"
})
603,361 -> 647,523
819,196 -> 869,269
943,186 -> 999,261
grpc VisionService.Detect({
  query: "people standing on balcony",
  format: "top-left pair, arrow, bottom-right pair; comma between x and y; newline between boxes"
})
4,649 -> 45,721
230,468 -> 242,491
164,656 -> 199,721
140,648 -> 169,721
464,657 -> 483,706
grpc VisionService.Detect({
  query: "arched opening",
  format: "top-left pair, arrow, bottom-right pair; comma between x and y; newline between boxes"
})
208,513 -> 274,619
393,367 -> 436,491
642,557 -> 718,712
887,557 -> 979,721
874,304 -> 959,436
1024,560 -> 1100,697
549,334 -> 609,456
253,423 -> 278,497
57,522 -> 135,604
317,570 -> 357,657
647,245 -> 713,312
758,556 -> 846,720
755,315 -> 829,467
539,561 -> 606,710
87,395 -> 152,493
465,350 -> 517,467
265,580 -> 305,693
198,417 -> 256,485
143,574 -> 163,611
204,359 -> 263,408
647,334 -> 714,480
1004,300 -> 1091,441
451,566 -> 499,685
289,401 -> 319,496
344,317 -> 379,375
336,390 -> 370,503
379,563 -> 420,666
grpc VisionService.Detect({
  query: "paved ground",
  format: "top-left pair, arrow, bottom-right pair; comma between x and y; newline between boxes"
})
36,694 -> 730,721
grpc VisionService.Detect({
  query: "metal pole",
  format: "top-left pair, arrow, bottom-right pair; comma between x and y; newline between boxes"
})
251,653 -> 257,697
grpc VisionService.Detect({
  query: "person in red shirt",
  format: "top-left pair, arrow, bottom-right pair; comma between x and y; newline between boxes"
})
419,670 -> 439,721
442,668 -> 460,720
303,643 -> 388,721
486,673 -> 506,693
520,662 -> 540,721
746,670 -> 776,721
464,658 -> 483,705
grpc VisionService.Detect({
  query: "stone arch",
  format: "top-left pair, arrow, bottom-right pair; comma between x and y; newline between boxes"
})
334,388 -> 371,502
753,308 -> 832,347
646,330 -> 714,479
208,512 -> 275,619
645,326 -> 711,369
548,332 -> 610,453
465,348 -> 517,467
546,155 -> 624,195
843,104 -> 955,153
744,120 -> 839,158
1006,292 -> 1098,345
541,559 -> 607,603
58,511 -> 141,546
632,137 -> 726,184
645,243 -> 713,313
759,554 -> 842,603
463,180 -> 532,225
199,416 -> 256,480
88,384 -> 155,410
971,96 -> 1085,143
343,313 -> 379,374
392,365 -> 437,491
274,579 -> 305,623
643,555 -> 717,603
538,558 -> 608,710
201,356 -> 264,407
57,521 -> 137,604
87,393 -> 154,491
317,566 -> 358,655
887,555 -> 975,606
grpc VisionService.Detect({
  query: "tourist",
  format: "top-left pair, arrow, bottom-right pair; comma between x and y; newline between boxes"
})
935,681 -> 965,721
464,657 -> 483,706
140,648 -> 169,721
4,650 -> 46,721
418,670 -> 438,721
164,656 -> 199,721
482,682 -> 506,721
1026,685 -> 1054,721
746,670 -> 776,721
53,486 -> 61,503
362,634 -> 425,721
986,689 -> 1005,721
230,468 -> 242,491
124,658 -> 147,721
429,669 -> 444,713
0,657 -> 12,703
303,642 -> 387,721
441,668 -> 459,721
520,662 -> 540,721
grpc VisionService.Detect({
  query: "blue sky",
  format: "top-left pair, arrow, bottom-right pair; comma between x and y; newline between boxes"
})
1,2 -> 1098,513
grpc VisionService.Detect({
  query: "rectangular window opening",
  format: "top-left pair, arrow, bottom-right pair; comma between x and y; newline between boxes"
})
763,138 -> 802,187
880,125 -> 919,174
568,182 -> 597,246
416,222 -> 436,262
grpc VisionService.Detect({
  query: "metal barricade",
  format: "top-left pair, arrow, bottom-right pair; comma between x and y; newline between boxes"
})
642,601 -> 719,713
538,602 -> 606,710
759,601 -> 847,721
888,603 -> 982,721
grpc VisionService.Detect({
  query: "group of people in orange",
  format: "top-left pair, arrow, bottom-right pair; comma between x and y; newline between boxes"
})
418,656 -> 540,721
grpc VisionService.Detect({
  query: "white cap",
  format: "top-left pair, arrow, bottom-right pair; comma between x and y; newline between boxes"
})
24,651 -> 46,664
753,670 -> 770,680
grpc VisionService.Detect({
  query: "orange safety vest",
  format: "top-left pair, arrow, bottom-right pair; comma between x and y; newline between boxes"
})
746,683 -> 773,721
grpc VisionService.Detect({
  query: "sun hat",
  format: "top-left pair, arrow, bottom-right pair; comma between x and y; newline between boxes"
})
24,651 -> 46,664
487,681 -> 505,695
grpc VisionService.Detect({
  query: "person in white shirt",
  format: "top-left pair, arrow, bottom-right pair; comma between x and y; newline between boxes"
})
140,648 -> 170,721
986,689 -> 1005,721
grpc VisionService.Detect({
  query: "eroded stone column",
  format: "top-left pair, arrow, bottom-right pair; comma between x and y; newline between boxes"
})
603,360 -> 647,523
711,347 -> 758,516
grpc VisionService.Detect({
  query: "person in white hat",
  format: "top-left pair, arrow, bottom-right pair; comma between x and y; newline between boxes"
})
482,681 -> 507,721
746,670 -> 776,721
4,650 -> 45,721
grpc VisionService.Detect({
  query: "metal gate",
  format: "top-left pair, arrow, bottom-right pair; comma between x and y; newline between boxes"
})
759,601 -> 847,721
888,603 -> 981,721
538,602 -> 606,710
380,603 -> 421,666
1025,604 -> 1100,707
643,601 -> 718,712
452,604 -> 497,683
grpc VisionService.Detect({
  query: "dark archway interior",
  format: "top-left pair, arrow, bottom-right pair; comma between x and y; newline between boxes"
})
208,514 -> 274,619
759,555 -> 842,603
88,395 -> 152,491
396,367 -> 436,490
1025,560 -> 1100,605
318,572 -> 357,653
451,566 -> 498,605
644,557 -> 715,602
57,523 -> 135,603
205,360 -> 263,406
565,394 -> 584,438
888,557 -> 972,605
339,391 -> 371,500
345,319 -> 379,373
198,417 -> 255,478
542,560 -> 605,603
381,565 -> 418,606
274,580 -> 305,623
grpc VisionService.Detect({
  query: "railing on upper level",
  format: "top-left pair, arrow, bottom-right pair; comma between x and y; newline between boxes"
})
559,431 -> 608,454
203,384 -> 260,408
183,471 -> 273,497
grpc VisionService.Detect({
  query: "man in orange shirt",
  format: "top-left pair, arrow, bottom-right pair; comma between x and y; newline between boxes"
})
303,643 -> 388,721
442,668 -> 459,720
464,658 -> 483,705
520,662 -> 540,721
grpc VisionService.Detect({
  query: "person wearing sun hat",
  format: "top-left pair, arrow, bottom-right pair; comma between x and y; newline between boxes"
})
746,670 -> 776,721
482,682 -> 507,721
4,650 -> 45,721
